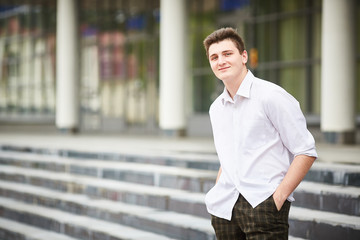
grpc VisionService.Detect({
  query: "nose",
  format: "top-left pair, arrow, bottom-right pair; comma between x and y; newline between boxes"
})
218,55 -> 226,65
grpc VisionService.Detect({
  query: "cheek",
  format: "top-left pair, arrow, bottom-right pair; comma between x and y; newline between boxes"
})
210,62 -> 217,71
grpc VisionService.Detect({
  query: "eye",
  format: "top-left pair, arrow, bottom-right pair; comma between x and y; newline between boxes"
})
225,52 -> 232,56
211,56 -> 218,61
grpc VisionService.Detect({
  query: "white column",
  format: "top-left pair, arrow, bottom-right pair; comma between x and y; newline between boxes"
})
159,0 -> 187,135
321,0 -> 356,142
56,0 -> 79,131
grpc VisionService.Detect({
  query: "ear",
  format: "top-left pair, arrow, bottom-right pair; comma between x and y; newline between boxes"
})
242,50 -> 248,64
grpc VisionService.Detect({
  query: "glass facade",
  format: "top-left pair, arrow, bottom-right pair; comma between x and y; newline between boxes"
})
190,0 -> 324,115
0,0 -> 359,133
79,0 -> 159,132
0,1 -> 56,121
357,0 -> 360,113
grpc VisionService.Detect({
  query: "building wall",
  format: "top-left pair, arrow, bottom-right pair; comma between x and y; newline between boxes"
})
0,0 -> 359,136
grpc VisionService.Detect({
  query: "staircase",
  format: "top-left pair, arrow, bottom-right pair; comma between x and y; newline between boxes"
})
0,143 -> 359,240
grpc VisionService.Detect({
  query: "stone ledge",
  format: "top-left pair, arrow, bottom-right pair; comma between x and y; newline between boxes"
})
306,161 -> 360,187
0,143 -> 220,171
0,197 -> 179,240
1,166 -> 359,217
294,181 -> 360,216
0,171 -> 208,217
290,206 -> 360,239
0,217 -> 78,240
0,151 -> 217,193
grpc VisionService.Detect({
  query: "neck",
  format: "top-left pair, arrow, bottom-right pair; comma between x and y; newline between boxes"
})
224,68 -> 248,99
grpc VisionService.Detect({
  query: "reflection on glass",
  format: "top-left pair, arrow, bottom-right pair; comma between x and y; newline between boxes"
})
79,0 -> 160,131
0,2 -> 56,118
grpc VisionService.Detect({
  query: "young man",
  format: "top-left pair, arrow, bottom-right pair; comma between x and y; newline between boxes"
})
203,27 -> 317,239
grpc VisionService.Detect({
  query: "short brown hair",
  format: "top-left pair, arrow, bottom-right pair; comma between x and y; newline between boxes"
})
203,27 -> 245,58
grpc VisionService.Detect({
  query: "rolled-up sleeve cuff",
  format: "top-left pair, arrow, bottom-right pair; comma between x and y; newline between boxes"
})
294,148 -> 318,160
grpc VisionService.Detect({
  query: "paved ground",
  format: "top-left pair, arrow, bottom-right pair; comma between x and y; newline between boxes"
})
0,132 -> 359,165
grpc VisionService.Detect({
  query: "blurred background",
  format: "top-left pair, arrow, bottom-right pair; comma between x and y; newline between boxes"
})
0,1 -> 359,239
0,0 -> 359,143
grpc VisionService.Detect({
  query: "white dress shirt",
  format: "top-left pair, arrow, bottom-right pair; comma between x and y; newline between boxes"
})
205,70 -> 317,220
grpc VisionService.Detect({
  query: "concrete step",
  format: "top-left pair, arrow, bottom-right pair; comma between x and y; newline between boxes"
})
289,237 -> 307,240
0,167 -> 358,232
0,151 -> 216,193
294,181 -> 360,216
0,144 -> 221,171
0,217 -> 79,240
306,161 -> 360,187
0,165 -> 209,218
0,181 -> 214,240
0,181 -> 357,240
289,206 -> 360,239
1,148 -> 360,187
1,150 -> 360,216
0,196 -> 182,240
1,149 -> 360,239
0,164 -> 359,218
0,181 -> 336,240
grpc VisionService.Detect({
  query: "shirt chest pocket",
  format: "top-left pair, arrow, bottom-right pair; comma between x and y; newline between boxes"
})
237,118 -> 272,150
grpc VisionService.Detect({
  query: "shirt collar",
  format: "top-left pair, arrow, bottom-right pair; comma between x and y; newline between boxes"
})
221,70 -> 254,105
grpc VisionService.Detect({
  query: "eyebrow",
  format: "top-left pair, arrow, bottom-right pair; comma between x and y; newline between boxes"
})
209,50 -> 234,59
209,53 -> 217,59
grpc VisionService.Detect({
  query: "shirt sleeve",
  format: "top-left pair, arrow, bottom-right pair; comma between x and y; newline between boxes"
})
264,88 -> 318,159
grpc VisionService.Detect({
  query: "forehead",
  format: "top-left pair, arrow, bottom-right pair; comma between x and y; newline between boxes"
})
208,39 -> 237,55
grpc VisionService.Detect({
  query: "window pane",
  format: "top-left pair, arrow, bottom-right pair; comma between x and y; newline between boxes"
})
357,61 -> 360,113
0,1 -> 56,116
189,0 -> 217,113
254,0 -> 279,15
312,12 -> 321,59
279,67 -> 306,111
312,64 -> 321,115
279,0 -> 306,12
255,22 -> 272,62
279,16 -> 306,61
193,75 -> 218,112
357,0 -> 360,113
79,0 -> 160,130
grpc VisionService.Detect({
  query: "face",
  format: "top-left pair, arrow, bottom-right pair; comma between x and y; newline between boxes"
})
208,39 -> 248,83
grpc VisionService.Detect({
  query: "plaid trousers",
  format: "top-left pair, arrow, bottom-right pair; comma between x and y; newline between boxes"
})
211,194 -> 291,240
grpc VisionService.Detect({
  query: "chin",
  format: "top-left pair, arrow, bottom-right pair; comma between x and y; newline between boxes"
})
216,72 -> 230,79
217,74 -> 232,82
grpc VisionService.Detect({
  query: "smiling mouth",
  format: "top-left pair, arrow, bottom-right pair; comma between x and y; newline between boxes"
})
219,66 -> 230,71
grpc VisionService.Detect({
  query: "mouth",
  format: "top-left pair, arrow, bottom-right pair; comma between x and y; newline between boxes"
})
219,66 -> 230,71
